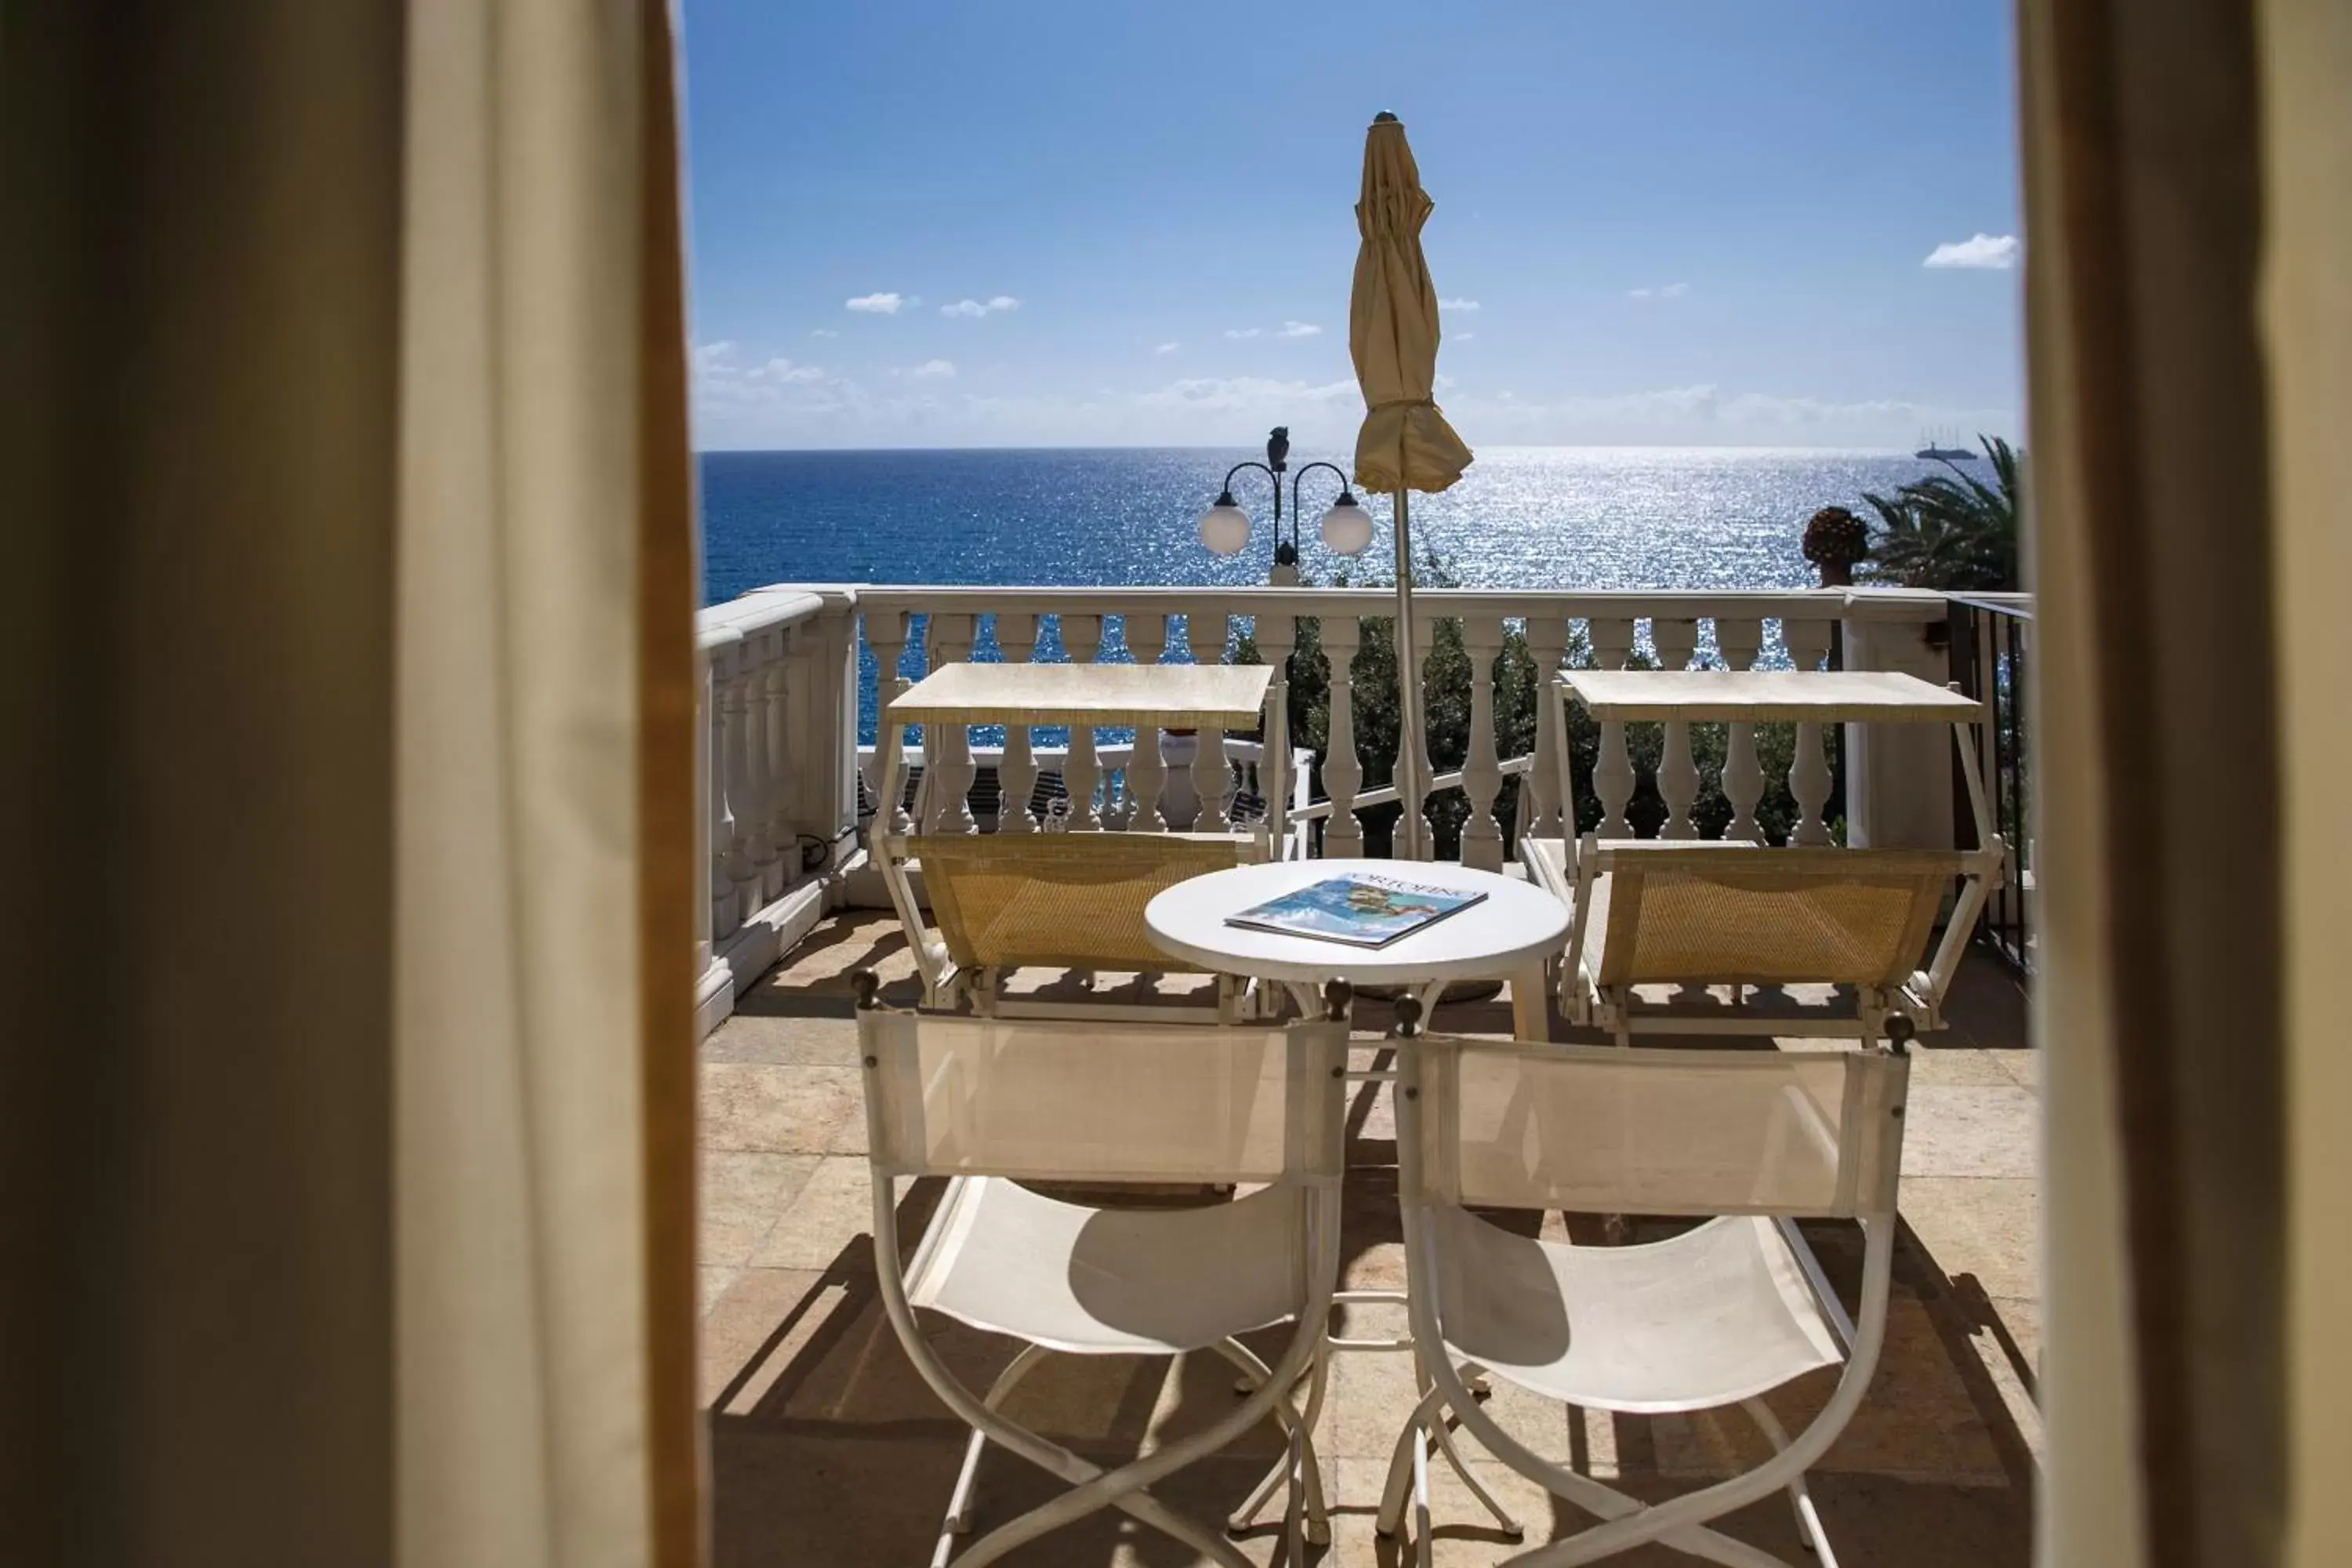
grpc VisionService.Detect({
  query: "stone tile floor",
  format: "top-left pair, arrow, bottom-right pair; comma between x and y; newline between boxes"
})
702,911 -> 2039,1566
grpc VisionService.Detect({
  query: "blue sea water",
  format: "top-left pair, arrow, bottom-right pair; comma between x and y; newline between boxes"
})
699,445 -> 1963,743
700,445 -> 1957,604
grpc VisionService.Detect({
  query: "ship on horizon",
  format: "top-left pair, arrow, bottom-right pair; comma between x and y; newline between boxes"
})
1915,430 -> 1980,462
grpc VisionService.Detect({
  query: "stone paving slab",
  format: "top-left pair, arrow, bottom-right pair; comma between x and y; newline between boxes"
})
700,911 -> 2041,1564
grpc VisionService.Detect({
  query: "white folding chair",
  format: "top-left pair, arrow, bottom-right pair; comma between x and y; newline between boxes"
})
853,971 -> 1349,1568
1384,998 -> 1913,1566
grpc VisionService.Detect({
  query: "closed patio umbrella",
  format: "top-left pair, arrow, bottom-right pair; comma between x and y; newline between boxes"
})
1350,111 -> 1472,861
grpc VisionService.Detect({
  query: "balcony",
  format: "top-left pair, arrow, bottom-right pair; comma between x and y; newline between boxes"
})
692,581 -> 2038,1564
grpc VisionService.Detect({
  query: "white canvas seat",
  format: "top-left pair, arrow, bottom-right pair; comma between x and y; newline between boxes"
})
904,1177 -> 1308,1356
1421,1207 -> 1842,1414
854,972 -> 1348,1568
1385,1004 -> 1913,1567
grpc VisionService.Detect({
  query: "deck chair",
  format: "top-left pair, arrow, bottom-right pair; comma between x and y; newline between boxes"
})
1538,835 -> 1982,1047
853,971 -> 1348,1568
906,829 -> 1258,1020
1383,1000 -> 1913,1566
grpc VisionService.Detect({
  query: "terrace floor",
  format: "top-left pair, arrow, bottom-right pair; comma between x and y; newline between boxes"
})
700,910 -> 2039,1566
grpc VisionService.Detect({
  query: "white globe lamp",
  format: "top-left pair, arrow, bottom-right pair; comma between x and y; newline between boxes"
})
1196,492 -> 1253,556
1319,492 -> 1375,557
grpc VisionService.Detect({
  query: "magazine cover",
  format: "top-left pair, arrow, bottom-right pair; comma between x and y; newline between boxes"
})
1224,873 -> 1487,949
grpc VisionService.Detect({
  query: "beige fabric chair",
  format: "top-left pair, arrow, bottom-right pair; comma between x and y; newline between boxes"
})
854,974 -> 1348,1568
909,830 -> 1254,1018
1385,1007 -> 1914,1566
1528,833 -> 1979,1047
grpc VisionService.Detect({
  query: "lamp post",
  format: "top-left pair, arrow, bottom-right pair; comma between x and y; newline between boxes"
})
1196,426 -> 1375,586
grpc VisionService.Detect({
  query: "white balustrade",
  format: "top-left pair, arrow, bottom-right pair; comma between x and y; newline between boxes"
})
694,589 -> 840,1035
829,586 -> 1943,861
689,583 -> 1968,1041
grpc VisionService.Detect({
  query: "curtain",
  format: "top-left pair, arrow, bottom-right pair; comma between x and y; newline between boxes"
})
2026,0 -> 2350,1564
0,2 -> 701,1564
396,1 -> 699,1565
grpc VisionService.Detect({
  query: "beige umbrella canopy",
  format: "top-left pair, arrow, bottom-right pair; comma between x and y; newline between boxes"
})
1348,111 -> 1470,859
1351,112 -> 1473,495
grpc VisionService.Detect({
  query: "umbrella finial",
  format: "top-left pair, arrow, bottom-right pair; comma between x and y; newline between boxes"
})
1373,110 -> 1399,124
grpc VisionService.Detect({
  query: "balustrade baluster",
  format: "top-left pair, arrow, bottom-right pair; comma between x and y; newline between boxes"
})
1460,615 -> 1506,869
1125,612 -> 1171,830
706,650 -> 737,941
1786,618 -> 1835,844
1588,617 -> 1638,837
1653,619 -> 1700,839
1061,614 -> 1104,829
1189,606 -> 1232,833
757,630 -> 793,898
1716,618 -> 1766,841
927,614 -> 979,834
994,614 -> 1040,833
1320,615 -> 1365,856
1527,617 -> 1570,840
717,646 -> 760,924
1254,612 -> 1297,844
866,612 -> 913,835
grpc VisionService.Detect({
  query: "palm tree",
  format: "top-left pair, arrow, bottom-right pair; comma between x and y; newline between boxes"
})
1860,435 -> 2022,590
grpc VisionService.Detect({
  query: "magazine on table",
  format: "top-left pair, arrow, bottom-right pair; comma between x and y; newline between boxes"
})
1224,873 -> 1486,949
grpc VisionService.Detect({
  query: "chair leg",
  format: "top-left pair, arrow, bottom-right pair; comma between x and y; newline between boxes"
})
942,1343 -> 1055,1537
1744,1397 -> 1838,1564
1215,1338 -> 1330,1544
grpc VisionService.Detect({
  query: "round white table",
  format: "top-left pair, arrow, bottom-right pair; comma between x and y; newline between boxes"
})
1145,858 -> 1569,1038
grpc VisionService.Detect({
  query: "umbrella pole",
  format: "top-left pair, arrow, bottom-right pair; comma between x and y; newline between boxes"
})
1392,488 -> 1428,861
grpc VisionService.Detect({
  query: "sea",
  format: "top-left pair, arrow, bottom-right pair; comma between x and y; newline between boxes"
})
699,445 -> 1958,741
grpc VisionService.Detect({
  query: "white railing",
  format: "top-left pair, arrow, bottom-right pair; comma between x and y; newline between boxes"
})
692,583 -> 1959,1033
693,586 -> 858,1033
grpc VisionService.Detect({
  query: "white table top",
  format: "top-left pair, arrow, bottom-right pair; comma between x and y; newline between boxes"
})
886,661 -> 1272,728
1144,858 -> 1570,986
1559,669 -> 1984,723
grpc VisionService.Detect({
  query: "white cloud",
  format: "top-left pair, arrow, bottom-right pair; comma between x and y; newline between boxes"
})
1278,321 -> 1323,338
1454,332 -> 1476,341
1628,282 -> 1691,301
1223,327 -> 1261,339
1923,233 -> 2020,270
847,292 -> 911,314
1155,342 -> 1181,354
810,328 -> 840,338
1439,297 -> 1481,311
906,358 -> 957,380
942,295 -> 1022,318
762,358 -> 825,384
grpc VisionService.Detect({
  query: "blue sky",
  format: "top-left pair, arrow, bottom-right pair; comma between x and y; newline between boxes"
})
682,0 -> 2022,451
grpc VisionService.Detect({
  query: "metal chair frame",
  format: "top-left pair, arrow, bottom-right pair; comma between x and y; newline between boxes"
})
854,975 -> 1346,1567
1381,1002 -> 1913,1566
